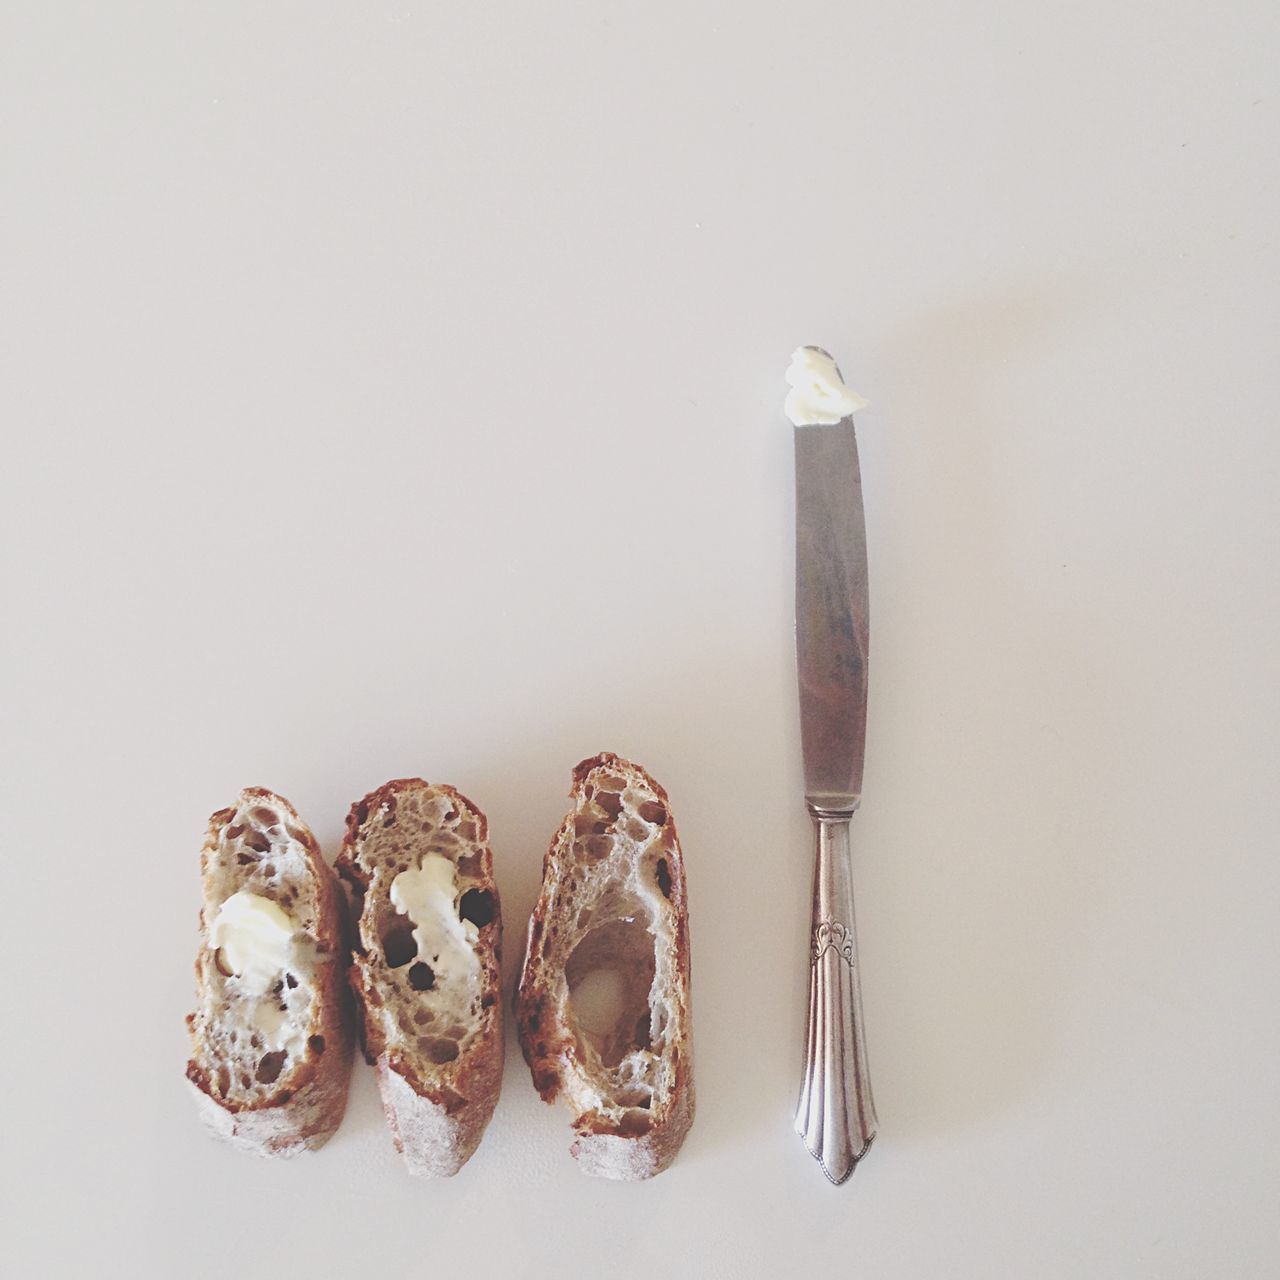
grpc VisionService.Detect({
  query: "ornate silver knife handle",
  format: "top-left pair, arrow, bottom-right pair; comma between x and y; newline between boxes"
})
795,804 -> 877,1183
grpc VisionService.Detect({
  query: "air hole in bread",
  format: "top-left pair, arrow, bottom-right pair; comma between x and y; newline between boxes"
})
356,801 -> 370,825
424,1037 -> 460,1064
236,851 -> 256,866
216,1067 -> 231,1095
616,1111 -> 653,1137
413,1009 -> 434,1026
382,920 -> 417,968
408,961 -> 436,991
308,1035 -> 325,1055
226,824 -> 245,840
456,851 -> 484,877
260,863 -> 276,879
285,972 -> 298,989
249,806 -> 278,826
623,818 -> 649,841
656,859 -> 673,900
614,1089 -> 653,1109
638,801 -> 667,826
459,888 -> 495,928
633,1012 -> 652,1050
597,775 -> 625,792
584,836 -> 613,861
596,791 -> 623,819
565,920 -> 657,1069
245,832 -> 271,854
214,948 -> 232,977
256,1050 -> 288,1084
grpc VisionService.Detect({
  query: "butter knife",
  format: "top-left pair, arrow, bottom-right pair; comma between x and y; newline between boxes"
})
789,347 -> 878,1184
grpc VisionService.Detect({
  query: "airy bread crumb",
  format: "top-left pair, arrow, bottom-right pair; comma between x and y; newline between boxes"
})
337,778 -> 504,1176
185,788 -> 353,1156
517,754 -> 695,1179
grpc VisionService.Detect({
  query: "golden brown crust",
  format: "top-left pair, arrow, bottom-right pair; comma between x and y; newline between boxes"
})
516,753 -> 695,1179
185,788 -> 353,1155
336,778 -> 504,1176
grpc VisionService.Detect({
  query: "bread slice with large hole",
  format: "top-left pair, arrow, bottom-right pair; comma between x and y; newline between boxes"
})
517,753 -> 694,1179
185,788 -> 353,1156
336,779 -> 504,1176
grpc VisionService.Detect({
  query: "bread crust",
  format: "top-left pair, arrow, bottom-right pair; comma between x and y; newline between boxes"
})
336,778 -> 504,1176
185,787 -> 353,1157
516,753 -> 695,1179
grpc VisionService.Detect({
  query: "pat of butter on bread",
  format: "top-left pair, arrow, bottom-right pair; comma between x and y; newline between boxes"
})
185,789 -> 354,1157
337,779 -> 505,1177
211,891 -> 296,993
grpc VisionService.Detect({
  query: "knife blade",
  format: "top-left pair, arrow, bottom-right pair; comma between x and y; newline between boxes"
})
790,349 -> 878,1184
795,418 -> 869,811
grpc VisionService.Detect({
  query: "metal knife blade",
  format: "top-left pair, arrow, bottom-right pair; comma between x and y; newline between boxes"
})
795,417 -> 869,810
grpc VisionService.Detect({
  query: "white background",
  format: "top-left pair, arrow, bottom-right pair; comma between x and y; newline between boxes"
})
3,4 -> 1277,1276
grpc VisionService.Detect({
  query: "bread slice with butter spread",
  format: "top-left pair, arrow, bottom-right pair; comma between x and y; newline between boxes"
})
185,788 -> 353,1156
336,779 -> 504,1176
516,754 -> 694,1179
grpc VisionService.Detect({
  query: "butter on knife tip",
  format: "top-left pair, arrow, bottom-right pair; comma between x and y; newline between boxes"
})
784,346 -> 870,427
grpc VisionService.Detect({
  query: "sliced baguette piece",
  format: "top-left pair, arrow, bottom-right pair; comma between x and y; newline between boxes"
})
336,779 -> 504,1176
185,788 -> 353,1156
517,753 -> 694,1179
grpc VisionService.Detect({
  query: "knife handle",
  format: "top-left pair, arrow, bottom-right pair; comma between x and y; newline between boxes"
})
795,807 -> 877,1183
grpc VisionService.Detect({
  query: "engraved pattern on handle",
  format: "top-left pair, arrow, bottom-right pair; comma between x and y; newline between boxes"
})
796,813 -> 877,1184
811,917 -> 856,963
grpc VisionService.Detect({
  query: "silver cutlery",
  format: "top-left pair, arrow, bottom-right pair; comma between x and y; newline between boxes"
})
789,347 -> 878,1184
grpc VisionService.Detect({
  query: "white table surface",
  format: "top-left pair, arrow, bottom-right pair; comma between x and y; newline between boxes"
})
4,4 -> 1278,1276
